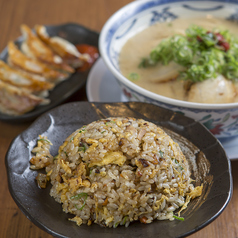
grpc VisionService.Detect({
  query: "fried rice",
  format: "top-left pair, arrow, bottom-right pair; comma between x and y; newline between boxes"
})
30,117 -> 203,227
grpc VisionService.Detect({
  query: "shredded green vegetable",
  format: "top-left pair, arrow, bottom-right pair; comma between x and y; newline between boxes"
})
173,215 -> 184,221
78,146 -> 86,152
78,142 -> 88,152
140,24 -> 238,82
53,155 -> 58,161
122,216 -> 128,225
38,138 -> 52,144
105,120 -> 116,126
70,192 -> 88,210
173,158 -> 184,170
114,222 -> 120,228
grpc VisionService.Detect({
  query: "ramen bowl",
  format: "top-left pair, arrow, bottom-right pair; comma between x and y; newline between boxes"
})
99,0 -> 238,139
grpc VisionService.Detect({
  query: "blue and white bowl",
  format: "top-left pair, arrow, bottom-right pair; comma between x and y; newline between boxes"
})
99,0 -> 238,139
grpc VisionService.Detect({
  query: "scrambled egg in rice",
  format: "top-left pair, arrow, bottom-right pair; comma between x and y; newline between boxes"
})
30,117 -> 203,227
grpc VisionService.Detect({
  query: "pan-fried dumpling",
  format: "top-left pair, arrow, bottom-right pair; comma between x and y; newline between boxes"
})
35,25 -> 90,67
20,24 -> 75,73
0,60 -> 54,92
8,41 -> 69,83
0,79 -> 49,115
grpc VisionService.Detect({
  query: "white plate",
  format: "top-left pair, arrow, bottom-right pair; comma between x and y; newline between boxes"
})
87,58 -> 127,102
87,58 -> 238,160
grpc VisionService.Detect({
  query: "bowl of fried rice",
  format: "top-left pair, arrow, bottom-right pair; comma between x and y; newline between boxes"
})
30,117 -> 203,227
5,102 -> 232,238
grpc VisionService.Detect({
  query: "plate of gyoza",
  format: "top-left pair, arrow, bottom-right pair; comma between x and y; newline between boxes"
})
0,23 -> 99,122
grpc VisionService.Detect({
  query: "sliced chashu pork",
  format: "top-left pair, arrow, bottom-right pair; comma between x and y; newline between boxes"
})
146,61 -> 185,83
187,74 -> 237,103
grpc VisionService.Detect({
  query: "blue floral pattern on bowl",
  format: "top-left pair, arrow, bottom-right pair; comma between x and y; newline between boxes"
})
119,84 -> 238,138
100,0 -> 238,138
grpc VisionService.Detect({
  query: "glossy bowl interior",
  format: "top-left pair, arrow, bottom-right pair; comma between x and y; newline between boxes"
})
99,0 -> 238,138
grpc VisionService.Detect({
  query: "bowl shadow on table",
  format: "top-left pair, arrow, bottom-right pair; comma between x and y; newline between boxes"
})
5,102 -> 232,238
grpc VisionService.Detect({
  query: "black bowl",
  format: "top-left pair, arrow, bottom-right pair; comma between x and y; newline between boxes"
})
5,102 -> 232,238
0,23 -> 99,122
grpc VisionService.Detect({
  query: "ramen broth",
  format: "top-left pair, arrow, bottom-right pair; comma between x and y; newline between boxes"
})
119,17 -> 238,103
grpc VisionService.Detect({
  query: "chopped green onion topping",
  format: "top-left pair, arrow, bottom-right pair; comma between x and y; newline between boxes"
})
128,72 -> 139,81
139,58 -> 154,68
140,25 -> 238,82
167,22 -> 173,27
173,215 -> 184,221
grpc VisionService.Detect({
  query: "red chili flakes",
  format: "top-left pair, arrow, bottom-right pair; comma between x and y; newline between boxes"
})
196,35 -> 202,42
215,32 -> 224,42
215,32 -> 230,51
219,41 -> 230,51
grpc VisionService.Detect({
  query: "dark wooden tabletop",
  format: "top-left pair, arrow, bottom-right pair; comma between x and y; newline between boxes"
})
0,0 -> 237,237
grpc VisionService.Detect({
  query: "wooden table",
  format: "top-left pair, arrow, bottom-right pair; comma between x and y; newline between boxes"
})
0,0 -> 237,237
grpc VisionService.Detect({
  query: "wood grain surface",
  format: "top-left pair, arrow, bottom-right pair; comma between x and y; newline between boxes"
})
0,0 -> 237,237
